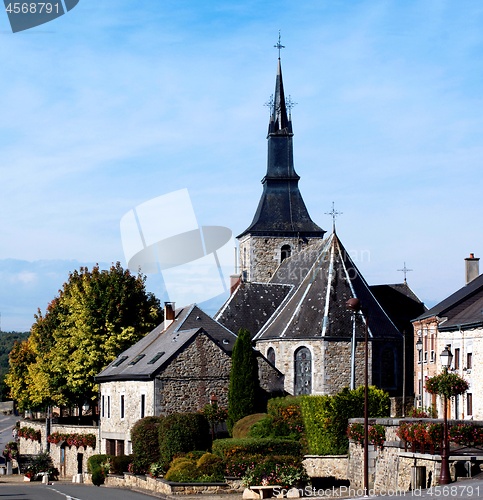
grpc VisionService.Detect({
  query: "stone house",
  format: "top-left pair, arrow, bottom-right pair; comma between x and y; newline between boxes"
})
95,302 -> 284,455
412,254 -> 483,419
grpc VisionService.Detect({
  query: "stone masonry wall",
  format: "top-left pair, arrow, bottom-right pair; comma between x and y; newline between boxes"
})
239,235 -> 317,283
18,420 -> 98,477
347,418 -> 483,493
257,339 -> 369,395
99,379 -> 153,454
157,333 -> 232,413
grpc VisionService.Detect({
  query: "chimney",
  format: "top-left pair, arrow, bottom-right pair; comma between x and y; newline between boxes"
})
465,253 -> 480,284
230,274 -> 241,295
164,302 -> 176,329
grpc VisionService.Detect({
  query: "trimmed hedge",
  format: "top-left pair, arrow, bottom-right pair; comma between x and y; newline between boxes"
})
159,413 -> 211,467
301,386 -> 390,455
131,416 -> 164,473
249,397 -> 304,441
212,437 -> 303,460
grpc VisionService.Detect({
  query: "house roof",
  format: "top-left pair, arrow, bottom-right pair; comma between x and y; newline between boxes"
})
254,231 -> 402,342
95,304 -> 237,382
414,273 -> 483,328
370,283 -> 427,334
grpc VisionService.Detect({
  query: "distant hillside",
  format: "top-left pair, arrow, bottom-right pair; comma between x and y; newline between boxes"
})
0,331 -> 29,401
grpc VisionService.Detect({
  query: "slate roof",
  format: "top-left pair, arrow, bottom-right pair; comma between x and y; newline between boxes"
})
215,281 -> 293,338
413,273 -> 483,330
95,304 -> 237,382
370,283 -> 427,334
238,58 -> 325,239
254,232 -> 402,342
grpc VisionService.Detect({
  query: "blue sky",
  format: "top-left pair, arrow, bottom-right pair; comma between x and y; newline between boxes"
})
1,1 -> 483,331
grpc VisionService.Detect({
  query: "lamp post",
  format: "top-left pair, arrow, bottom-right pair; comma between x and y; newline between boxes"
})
416,337 -> 423,408
346,297 -> 368,496
439,345 -> 453,485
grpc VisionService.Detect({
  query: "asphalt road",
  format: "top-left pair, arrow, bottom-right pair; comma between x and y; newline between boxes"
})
0,482 -> 168,499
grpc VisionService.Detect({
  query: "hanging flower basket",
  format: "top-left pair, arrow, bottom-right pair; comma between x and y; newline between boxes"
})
425,372 -> 469,398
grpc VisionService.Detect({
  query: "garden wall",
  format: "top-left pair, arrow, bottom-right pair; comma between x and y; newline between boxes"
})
348,418 -> 483,492
17,420 -> 99,478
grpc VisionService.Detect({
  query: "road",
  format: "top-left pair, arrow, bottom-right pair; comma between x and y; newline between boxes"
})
0,482 -> 168,499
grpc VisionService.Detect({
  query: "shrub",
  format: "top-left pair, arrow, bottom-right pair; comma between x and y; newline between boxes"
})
131,416 -> 164,473
164,457 -> 199,482
249,397 -> 304,441
149,460 -> 165,478
301,386 -> 390,455
91,467 -> 106,487
225,453 -> 265,478
196,452 -> 224,481
242,455 -> 308,488
232,414 -> 267,439
212,438 -> 303,460
159,413 -> 210,467
87,454 -> 111,486
87,454 -> 111,474
110,454 -> 132,475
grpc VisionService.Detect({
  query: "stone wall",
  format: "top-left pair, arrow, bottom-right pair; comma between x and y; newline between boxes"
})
18,420 -> 98,477
257,339 -> 369,396
348,418 -> 483,493
101,473 -> 240,495
99,379 -> 153,454
303,455 -> 348,480
157,332 -> 232,413
239,235 -> 318,283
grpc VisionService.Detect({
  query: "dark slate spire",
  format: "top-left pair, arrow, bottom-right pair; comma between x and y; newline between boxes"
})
238,55 -> 325,238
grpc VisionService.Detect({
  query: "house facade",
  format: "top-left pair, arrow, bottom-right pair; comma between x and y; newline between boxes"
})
95,303 -> 284,455
412,254 -> 483,419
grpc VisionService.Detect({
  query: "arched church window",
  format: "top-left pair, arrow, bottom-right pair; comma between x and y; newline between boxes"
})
267,347 -> 276,366
294,347 -> 312,395
281,244 -> 291,263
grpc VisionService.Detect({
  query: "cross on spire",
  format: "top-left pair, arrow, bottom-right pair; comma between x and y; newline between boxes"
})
325,202 -> 342,232
274,31 -> 285,59
397,262 -> 413,284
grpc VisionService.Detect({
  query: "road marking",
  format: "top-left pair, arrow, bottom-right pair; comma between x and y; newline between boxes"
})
48,486 -> 82,500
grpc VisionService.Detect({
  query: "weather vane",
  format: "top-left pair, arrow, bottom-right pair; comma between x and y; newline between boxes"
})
398,262 -> 413,284
325,202 -> 342,231
274,30 -> 285,59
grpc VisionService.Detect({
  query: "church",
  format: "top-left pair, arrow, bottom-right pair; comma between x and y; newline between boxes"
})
216,52 -> 425,398
95,49 -> 425,455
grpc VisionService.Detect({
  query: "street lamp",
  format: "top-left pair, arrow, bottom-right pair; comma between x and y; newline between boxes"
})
416,337 -> 423,408
439,345 -> 453,485
346,297 -> 368,497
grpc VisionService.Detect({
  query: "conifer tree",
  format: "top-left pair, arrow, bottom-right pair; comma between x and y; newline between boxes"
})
227,328 -> 260,432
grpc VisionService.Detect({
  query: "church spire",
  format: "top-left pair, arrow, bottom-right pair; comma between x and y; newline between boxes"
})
237,39 -> 325,240
268,57 -> 291,135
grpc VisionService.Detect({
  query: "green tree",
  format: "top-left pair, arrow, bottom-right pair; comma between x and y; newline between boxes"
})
6,263 -> 162,412
227,328 -> 261,432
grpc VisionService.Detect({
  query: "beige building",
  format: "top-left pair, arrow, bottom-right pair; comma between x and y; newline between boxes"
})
412,254 -> 483,419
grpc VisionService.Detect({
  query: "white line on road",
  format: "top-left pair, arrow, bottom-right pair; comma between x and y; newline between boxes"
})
48,486 -> 82,500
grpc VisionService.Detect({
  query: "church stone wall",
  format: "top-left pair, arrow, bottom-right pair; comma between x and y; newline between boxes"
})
257,339 -> 371,396
240,235 -> 315,283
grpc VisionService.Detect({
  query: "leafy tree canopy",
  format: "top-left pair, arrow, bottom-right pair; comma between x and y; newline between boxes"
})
5,263 -> 162,411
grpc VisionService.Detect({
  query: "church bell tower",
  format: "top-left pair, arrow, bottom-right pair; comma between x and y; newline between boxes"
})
238,44 -> 325,282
